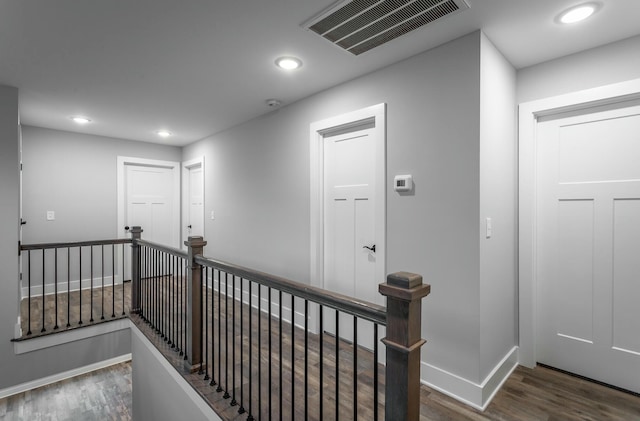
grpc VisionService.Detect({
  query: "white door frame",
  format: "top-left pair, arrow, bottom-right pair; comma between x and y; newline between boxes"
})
310,103 -> 386,301
518,79 -> 640,368
181,156 -> 205,244
116,156 -> 181,246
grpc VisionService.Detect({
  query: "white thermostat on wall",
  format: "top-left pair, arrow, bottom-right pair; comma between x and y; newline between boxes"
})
394,174 -> 413,192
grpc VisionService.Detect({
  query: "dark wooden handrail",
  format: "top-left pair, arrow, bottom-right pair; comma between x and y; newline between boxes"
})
134,238 -> 188,259
194,254 -> 387,325
20,238 -> 131,251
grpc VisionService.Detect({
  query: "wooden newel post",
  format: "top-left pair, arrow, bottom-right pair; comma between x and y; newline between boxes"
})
184,235 -> 207,372
129,226 -> 143,314
379,272 -> 431,421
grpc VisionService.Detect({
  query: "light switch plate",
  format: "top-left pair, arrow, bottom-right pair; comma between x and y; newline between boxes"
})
46,211 -> 55,221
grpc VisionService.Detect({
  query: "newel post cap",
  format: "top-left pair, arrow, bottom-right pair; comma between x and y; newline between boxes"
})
184,236 -> 207,248
379,271 -> 430,301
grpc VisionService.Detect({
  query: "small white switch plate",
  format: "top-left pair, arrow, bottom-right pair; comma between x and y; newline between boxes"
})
46,211 -> 55,221
210,210 -> 215,220
486,217 -> 492,238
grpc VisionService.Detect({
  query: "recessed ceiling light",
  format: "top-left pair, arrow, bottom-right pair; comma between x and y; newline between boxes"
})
156,130 -> 172,138
275,56 -> 302,70
71,116 -> 91,124
558,3 -> 599,24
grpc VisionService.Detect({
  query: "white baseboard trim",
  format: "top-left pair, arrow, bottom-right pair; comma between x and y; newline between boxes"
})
421,346 -> 519,410
0,352 -> 132,400
14,318 -> 132,355
21,275 -> 124,298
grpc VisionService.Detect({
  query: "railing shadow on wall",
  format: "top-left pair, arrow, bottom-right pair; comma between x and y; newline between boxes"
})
16,226 -> 430,420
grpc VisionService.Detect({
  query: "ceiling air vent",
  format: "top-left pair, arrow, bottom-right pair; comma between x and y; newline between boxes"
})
304,0 -> 469,55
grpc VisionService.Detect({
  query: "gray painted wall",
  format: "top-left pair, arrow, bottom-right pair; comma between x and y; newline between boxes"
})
479,34 -> 517,381
0,88 -> 128,390
517,34 -> 640,103
183,32 -> 503,386
131,327 -> 221,421
0,119 -> 181,391
21,126 -> 182,244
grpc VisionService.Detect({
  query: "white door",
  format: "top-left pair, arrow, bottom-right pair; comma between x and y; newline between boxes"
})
536,104 -> 640,393
117,157 -> 180,280
125,164 -> 176,246
182,158 -> 204,243
323,126 -> 377,345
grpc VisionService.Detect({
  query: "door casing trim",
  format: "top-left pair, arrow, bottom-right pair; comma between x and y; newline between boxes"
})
181,156 -> 205,246
518,79 -> 640,368
309,103 -> 387,302
116,156 -> 181,246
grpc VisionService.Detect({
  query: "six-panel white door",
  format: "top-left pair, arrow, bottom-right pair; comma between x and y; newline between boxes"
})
536,104 -> 640,393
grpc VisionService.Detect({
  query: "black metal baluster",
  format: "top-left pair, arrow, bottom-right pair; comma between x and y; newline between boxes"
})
202,266 -> 207,378
66,249 -> 70,328
216,270 -> 222,392
155,249 -> 159,333
224,272 -> 230,400
90,246 -> 94,323
319,305 -> 323,421
268,287 -> 272,421
54,248 -> 59,330
161,252 -> 165,339
258,284 -> 263,421
231,275 -> 237,406
27,250 -> 32,335
279,290 -> 283,421
146,248 -> 150,323
149,247 -> 152,323
179,256 -> 184,354
41,249 -> 45,332
291,294 -> 295,421
166,253 -> 170,340
78,247 -> 83,325
152,249 -> 156,329
164,252 -> 169,340
180,260 -> 188,360
210,268 -> 216,387
304,299 -> 308,421
144,248 -> 148,321
247,281 -> 253,420
111,244 -> 115,318
353,316 -> 358,421
101,245 -> 105,320
335,310 -> 339,421
373,324 -> 379,421
122,244 -> 125,316
171,255 -> 175,347
239,277 -> 245,414
182,257 -> 187,359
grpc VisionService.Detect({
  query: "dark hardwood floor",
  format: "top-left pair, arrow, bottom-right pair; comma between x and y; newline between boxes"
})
0,362 -> 132,421
18,282 -> 131,338
13,281 -> 640,420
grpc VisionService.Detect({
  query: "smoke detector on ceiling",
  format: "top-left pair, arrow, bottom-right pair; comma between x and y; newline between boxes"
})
303,0 -> 470,55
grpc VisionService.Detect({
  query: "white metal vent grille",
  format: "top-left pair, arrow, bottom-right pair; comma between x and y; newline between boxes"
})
305,0 -> 469,55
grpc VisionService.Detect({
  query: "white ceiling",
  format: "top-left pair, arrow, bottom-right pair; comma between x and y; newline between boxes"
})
1,0 -> 639,146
